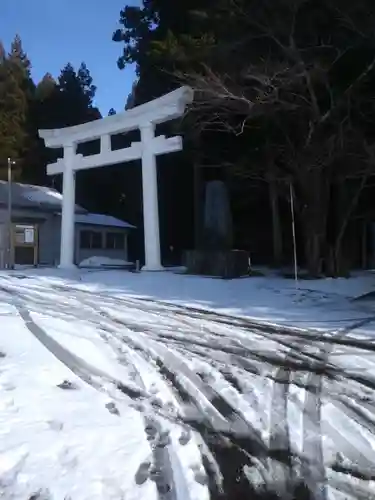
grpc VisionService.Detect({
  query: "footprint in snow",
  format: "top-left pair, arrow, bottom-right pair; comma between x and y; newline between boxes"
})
190,463 -> 208,485
57,380 -> 78,390
133,402 -> 146,413
0,445 -> 29,489
149,466 -> 172,494
28,489 -> 52,500
149,383 -> 159,395
58,448 -> 78,470
150,396 -> 164,409
135,460 -> 151,485
145,422 -> 170,448
154,479 -> 171,494
154,431 -> 171,449
105,401 -> 120,416
47,420 -> 64,431
145,421 -> 158,440
178,429 -> 191,446
193,470 -> 208,485
1,380 -> 15,391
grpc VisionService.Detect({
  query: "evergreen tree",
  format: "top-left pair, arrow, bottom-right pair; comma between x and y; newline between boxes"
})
114,0 -> 375,275
30,63 -> 101,189
125,81 -> 138,110
8,34 -> 31,78
35,73 -> 56,101
0,36 -> 30,178
113,1 -> 202,104
0,37 -> 107,208
113,1 -> 215,261
57,62 -> 99,126
0,42 -> 5,64
77,62 -> 96,107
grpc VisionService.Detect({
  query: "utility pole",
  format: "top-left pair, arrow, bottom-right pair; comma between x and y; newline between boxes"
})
7,158 -> 15,269
289,181 -> 298,288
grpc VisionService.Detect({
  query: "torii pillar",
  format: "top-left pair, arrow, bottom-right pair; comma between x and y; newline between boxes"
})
139,123 -> 162,271
39,87 -> 193,271
60,144 -> 76,269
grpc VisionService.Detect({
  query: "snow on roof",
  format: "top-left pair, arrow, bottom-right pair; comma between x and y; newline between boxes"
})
75,212 -> 135,229
0,182 -> 134,229
22,185 -> 63,204
0,181 -> 67,209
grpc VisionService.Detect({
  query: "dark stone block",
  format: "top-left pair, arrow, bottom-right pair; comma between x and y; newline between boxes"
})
184,250 -> 250,278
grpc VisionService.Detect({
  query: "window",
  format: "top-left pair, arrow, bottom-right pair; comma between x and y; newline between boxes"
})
91,232 -> 102,249
80,230 -> 103,249
80,231 -> 91,249
106,232 -> 125,250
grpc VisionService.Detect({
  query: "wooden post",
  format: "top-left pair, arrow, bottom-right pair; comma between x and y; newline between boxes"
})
34,225 -> 39,267
10,223 -> 14,268
290,182 -> 298,288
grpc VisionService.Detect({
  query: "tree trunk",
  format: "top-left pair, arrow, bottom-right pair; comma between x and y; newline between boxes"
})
304,231 -> 323,277
268,175 -> 283,266
333,177 -> 367,276
193,162 -> 202,249
299,175 -> 329,277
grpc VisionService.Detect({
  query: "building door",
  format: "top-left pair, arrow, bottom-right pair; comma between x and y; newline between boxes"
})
12,224 -> 38,266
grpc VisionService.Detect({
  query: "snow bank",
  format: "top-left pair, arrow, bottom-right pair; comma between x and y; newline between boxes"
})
79,256 -> 133,268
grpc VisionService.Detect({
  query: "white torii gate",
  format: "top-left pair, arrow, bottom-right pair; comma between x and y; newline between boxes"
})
39,86 -> 193,271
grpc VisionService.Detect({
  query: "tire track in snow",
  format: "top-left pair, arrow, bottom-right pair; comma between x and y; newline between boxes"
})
152,309 -> 316,497
39,286 -> 375,495
94,306 -> 307,500
99,306 -> 268,440
268,364 -> 295,498
153,297 -> 375,498
10,286 -> 356,496
3,280 -> 375,498
53,290 -> 275,499
0,285 -> 207,500
299,316 -> 375,500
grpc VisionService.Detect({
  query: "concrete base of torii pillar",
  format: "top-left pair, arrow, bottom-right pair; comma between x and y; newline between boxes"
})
141,265 -> 165,272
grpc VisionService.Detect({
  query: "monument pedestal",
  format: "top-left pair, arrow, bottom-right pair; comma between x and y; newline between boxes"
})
184,250 -> 250,279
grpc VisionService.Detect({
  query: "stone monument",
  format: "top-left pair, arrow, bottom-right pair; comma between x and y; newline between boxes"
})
185,180 -> 249,278
203,180 -> 233,250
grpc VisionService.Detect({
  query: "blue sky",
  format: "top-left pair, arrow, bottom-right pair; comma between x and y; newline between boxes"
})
2,0 -> 138,114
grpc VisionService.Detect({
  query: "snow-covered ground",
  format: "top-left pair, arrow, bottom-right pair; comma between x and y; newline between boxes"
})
0,268 -> 375,499
58,267 -> 375,329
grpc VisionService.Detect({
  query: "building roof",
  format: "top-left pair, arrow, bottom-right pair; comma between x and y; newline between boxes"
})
0,181 -> 85,213
0,181 -> 135,229
75,213 -> 135,229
